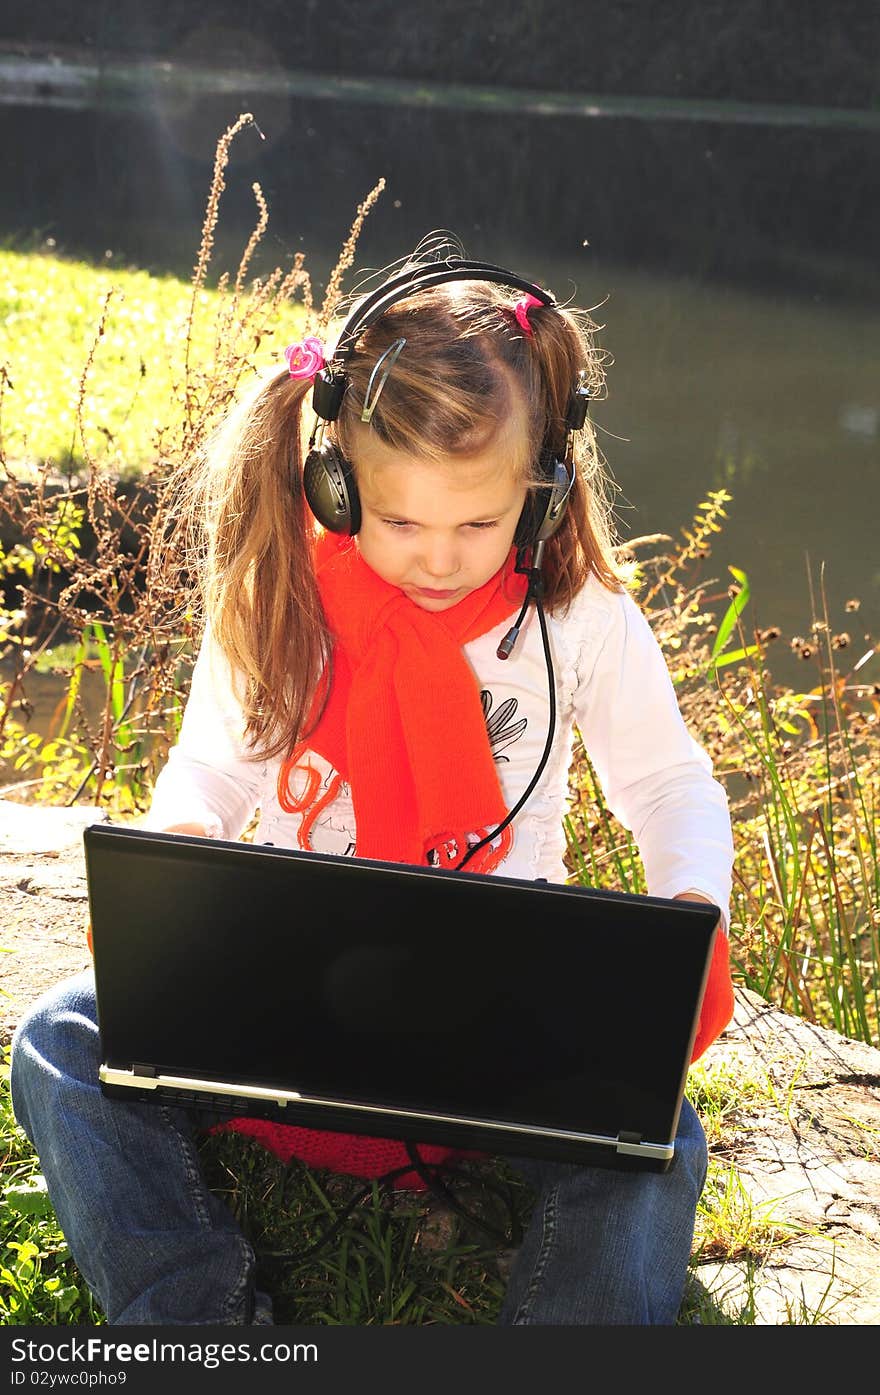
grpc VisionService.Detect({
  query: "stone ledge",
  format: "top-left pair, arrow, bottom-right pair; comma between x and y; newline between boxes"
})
0,798 -> 108,856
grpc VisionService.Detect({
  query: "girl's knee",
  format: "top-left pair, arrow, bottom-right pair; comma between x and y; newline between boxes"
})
10,972 -> 100,1120
671,1097 -> 709,1196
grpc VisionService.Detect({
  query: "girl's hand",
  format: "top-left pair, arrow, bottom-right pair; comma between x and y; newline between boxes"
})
674,890 -> 728,947
673,889 -> 721,925
154,822 -> 216,837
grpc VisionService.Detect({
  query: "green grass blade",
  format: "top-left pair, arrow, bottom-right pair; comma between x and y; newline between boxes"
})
709,566 -> 752,664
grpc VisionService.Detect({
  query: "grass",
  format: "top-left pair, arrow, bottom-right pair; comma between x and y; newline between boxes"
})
197,1135 -> 524,1326
0,246 -> 305,479
0,1051 -> 102,1325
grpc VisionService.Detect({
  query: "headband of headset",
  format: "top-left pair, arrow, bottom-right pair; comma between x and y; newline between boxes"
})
311,259 -> 557,423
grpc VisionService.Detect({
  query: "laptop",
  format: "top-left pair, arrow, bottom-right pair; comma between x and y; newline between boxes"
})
83,822 -> 720,1173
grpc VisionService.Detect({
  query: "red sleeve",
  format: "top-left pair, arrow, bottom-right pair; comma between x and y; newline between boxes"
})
690,930 -> 734,1061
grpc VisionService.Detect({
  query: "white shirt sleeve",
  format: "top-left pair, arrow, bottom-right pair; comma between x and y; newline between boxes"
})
144,627 -> 264,840
573,588 -> 734,924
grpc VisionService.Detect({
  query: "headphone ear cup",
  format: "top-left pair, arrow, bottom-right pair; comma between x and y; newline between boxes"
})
513,490 -> 541,550
514,456 -> 574,549
303,442 -> 362,535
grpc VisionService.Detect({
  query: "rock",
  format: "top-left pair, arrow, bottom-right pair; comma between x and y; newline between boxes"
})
0,798 -> 108,855
0,799 -> 105,1039
691,988 -> 880,1323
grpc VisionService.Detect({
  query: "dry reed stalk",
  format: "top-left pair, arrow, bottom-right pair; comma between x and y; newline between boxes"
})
318,178 -> 387,332
76,288 -> 115,481
184,113 -> 256,427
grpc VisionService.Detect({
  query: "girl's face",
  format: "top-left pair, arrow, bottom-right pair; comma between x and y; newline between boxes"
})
352,421 -> 529,613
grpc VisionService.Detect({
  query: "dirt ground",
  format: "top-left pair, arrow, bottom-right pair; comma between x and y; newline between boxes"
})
0,801 -> 99,1043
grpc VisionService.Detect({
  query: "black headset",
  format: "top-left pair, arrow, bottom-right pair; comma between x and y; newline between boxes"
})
300,258 -> 590,549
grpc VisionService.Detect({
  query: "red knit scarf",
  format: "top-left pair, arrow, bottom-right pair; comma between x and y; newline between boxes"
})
279,531 -> 528,871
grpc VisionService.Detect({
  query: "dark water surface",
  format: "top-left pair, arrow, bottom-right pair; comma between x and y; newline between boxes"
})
2,75 -> 878,669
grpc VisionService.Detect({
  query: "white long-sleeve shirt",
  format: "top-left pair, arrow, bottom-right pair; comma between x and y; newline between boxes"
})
147,575 -> 734,921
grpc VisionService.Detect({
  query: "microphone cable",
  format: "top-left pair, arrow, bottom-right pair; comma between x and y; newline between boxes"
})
254,1145 -> 523,1268
456,547 -> 556,873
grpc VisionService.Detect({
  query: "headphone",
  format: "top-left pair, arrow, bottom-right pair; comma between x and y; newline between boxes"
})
300,258 -> 591,550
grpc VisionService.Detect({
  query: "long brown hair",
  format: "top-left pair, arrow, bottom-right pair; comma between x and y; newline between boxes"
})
185,275 -> 626,762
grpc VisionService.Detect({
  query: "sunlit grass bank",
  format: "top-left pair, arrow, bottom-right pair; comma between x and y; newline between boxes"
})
0,248 -> 305,477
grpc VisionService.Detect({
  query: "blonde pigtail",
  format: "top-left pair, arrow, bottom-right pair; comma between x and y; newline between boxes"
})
199,370 -> 332,760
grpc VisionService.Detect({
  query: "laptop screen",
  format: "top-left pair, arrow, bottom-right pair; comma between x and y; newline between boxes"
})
85,825 -> 718,1154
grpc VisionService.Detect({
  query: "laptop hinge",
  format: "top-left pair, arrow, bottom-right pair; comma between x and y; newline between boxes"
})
131,1062 -> 158,1079
616,1130 -> 643,1156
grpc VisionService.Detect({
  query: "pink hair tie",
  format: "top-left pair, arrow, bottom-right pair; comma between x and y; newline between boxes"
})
514,293 -> 543,338
284,336 -> 325,381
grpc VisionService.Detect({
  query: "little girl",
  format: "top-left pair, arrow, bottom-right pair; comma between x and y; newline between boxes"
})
11,251 -> 735,1326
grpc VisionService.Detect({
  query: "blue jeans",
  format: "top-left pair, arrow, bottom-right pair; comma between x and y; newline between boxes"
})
10,972 -> 707,1325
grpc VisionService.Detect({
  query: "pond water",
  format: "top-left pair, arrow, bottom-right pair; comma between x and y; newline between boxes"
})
1,67 -> 878,701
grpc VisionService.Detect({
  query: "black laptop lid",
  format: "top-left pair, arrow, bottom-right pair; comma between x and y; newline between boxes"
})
84,823 -> 718,1157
